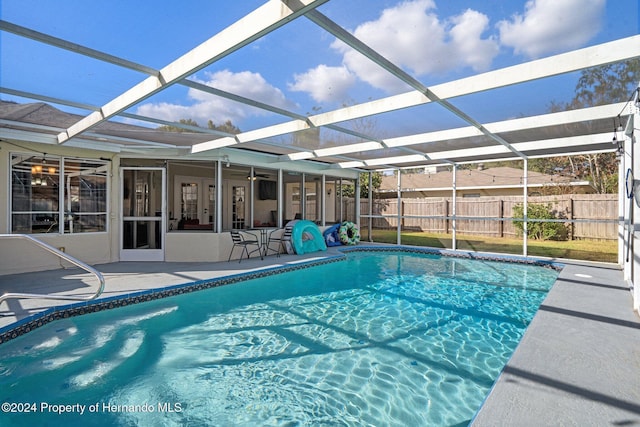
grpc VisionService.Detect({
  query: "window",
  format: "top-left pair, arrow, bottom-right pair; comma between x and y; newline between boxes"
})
11,154 -> 108,234
325,177 -> 339,224
180,183 -> 199,220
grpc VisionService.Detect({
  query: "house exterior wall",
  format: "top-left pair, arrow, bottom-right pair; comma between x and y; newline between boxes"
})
165,232 -> 226,262
1,141 -> 120,274
0,140 -> 358,275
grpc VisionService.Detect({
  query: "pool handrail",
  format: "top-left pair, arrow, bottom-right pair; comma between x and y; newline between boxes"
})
0,234 -> 105,307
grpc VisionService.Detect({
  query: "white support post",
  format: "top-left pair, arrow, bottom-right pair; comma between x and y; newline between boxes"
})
249,167 -> 255,228
523,159 -> 528,257
339,178 -> 344,222
321,174 -> 326,227
216,159 -> 223,233
452,165 -> 457,251
355,175 -> 361,229
630,100 -> 640,315
397,170 -> 402,245
277,169 -> 283,228
368,172 -> 373,242
620,135 -> 628,270
301,173 -> 306,220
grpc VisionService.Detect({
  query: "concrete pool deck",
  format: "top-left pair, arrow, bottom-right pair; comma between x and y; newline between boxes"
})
0,247 -> 347,332
472,260 -> 640,426
0,247 -> 639,425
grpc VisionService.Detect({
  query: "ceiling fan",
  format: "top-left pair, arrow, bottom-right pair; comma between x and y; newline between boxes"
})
229,172 -> 271,180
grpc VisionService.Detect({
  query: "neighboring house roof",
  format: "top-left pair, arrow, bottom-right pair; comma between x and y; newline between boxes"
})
377,166 -> 593,193
0,101 -> 219,149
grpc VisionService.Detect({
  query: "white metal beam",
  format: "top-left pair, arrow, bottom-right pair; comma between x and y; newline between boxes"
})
364,154 -> 428,166
56,0 -> 329,144
384,102 -> 628,149
0,86 -> 369,165
0,86 -> 240,141
0,126 -> 124,152
485,103 -> 629,134
0,20 -> 158,76
335,132 -> 614,169
309,35 -> 640,128
3,13 -> 378,156
305,9 -> 523,159
306,102 -> 628,165
426,133 -> 613,161
4,10 -> 638,170
191,35 -> 640,156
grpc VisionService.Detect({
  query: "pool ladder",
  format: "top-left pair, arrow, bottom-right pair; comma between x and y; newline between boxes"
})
0,234 -> 105,307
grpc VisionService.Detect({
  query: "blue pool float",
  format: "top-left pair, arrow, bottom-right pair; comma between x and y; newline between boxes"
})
323,223 -> 342,247
291,220 -> 328,254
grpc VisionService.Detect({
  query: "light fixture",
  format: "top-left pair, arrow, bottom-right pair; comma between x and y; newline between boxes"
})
30,155 -> 59,186
31,163 -> 43,185
613,116 -> 624,158
40,155 -> 48,185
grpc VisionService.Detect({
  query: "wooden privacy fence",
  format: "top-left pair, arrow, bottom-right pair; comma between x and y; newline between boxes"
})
349,194 -> 618,241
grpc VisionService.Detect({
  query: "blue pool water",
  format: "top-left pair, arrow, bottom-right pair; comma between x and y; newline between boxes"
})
0,250 -> 559,426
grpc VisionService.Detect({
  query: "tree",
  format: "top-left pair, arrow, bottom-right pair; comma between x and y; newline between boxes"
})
157,118 -> 200,133
207,119 -> 241,134
528,152 -> 619,194
549,59 -> 639,111
359,171 -> 382,198
341,172 -> 383,198
572,59 -> 640,109
158,118 -> 241,134
540,58 -> 640,193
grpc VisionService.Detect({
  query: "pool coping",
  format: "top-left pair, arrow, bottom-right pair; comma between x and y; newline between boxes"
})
0,245 -> 563,345
340,245 -> 564,270
0,254 -> 348,344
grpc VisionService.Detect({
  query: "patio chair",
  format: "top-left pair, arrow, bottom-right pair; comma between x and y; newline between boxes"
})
228,230 -> 260,262
265,226 -> 293,257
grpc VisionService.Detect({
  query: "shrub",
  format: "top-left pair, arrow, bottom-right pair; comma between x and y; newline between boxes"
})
512,203 -> 568,240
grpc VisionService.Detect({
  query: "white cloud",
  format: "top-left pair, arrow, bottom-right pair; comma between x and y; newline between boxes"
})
288,65 -> 356,103
135,70 -> 295,126
449,9 -> 499,71
330,0 -> 499,94
497,0 -> 605,58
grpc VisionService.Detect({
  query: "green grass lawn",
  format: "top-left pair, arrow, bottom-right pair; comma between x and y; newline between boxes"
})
363,229 -> 618,263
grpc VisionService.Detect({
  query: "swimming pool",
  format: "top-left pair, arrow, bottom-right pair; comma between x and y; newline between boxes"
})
0,249 -> 560,426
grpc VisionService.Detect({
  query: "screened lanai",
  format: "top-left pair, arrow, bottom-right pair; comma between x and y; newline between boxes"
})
1,1 -> 639,310
1,1 -> 638,165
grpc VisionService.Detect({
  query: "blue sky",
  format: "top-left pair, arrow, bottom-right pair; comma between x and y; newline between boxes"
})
1,0 -> 638,138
